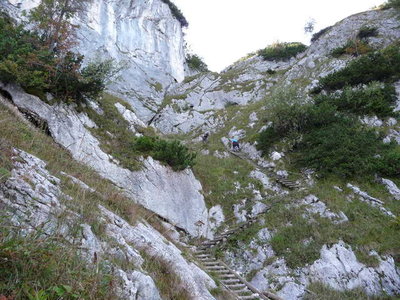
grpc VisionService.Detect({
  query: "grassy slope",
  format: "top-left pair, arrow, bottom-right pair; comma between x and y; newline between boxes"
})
0,100 -> 194,299
179,45 -> 400,278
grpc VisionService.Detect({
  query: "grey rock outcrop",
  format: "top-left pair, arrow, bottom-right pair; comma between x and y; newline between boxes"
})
241,234 -> 400,299
307,241 -> 400,296
0,148 -> 217,299
380,178 -> 400,200
1,83 -> 210,237
285,9 -> 400,88
0,149 -> 161,299
294,194 -> 348,224
347,183 -> 395,217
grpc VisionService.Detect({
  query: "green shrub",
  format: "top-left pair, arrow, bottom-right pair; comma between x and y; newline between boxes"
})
331,40 -> 373,58
0,14 -> 117,104
357,26 -> 378,39
257,89 -> 338,154
318,44 -> 400,91
133,136 -> 196,171
382,0 -> 400,9
377,145 -> 400,176
315,82 -> 397,118
311,26 -> 332,42
294,120 -> 400,178
0,231 -> 116,299
258,86 -> 400,178
258,42 -> 307,61
186,54 -> 208,72
160,0 -> 188,27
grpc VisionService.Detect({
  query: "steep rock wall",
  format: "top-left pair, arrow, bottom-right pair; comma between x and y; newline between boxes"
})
1,0 -> 187,122
0,83 -> 210,238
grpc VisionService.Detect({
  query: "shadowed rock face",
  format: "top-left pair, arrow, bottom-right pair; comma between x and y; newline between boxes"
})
1,0 -> 187,122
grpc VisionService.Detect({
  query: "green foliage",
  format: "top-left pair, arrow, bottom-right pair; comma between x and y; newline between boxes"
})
319,44 -> 400,92
256,89 -> 337,152
264,182 -> 400,269
305,282 -> 388,300
0,14 -> 117,104
294,120 -> 394,178
311,26 -> 332,42
160,0 -> 188,27
357,26 -> 378,39
133,136 -> 196,171
258,42 -> 307,61
315,82 -> 397,118
382,0 -> 400,9
186,54 -> 208,72
330,39 -> 373,58
0,231 -> 116,299
258,82 -> 400,178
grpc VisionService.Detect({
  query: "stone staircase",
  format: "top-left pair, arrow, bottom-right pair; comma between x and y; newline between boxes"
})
194,248 -> 265,300
187,216 -> 283,300
275,176 -> 300,189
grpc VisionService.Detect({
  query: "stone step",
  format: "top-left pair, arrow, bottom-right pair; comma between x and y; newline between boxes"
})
203,261 -> 220,266
205,265 -> 226,271
198,257 -> 216,262
212,269 -> 231,274
226,283 -> 246,289
221,278 -> 242,284
236,288 -> 254,295
195,253 -> 211,257
219,273 -> 236,279
202,242 -> 217,247
195,253 -> 210,257
194,249 -> 208,254
238,294 -> 260,300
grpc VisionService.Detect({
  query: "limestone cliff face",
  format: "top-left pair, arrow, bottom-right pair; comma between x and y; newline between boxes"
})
152,8 -> 400,135
0,83 -> 210,238
2,0 -> 187,122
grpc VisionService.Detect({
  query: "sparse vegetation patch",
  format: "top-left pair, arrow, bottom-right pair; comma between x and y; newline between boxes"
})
258,42 -> 307,61
133,136 -> 196,171
0,230 -> 116,299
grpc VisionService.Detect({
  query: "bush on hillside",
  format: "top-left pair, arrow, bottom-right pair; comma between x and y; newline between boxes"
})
0,14 -> 117,104
133,136 -> 196,171
258,42 -> 307,61
257,84 -> 400,179
294,120 -> 400,178
257,89 -> 339,153
318,44 -> 400,92
382,0 -> 400,9
331,40 -> 373,58
186,54 -> 208,72
315,82 -> 397,118
160,0 -> 188,27
311,26 -> 332,42
357,26 -> 379,39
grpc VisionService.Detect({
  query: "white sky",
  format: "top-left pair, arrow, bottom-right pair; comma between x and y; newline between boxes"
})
171,0 -> 386,71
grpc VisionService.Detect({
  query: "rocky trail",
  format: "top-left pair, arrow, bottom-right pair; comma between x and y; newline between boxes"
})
185,217 -> 283,300
227,149 -> 301,190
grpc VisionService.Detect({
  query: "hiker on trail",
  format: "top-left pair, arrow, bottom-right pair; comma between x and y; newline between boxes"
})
202,132 -> 209,143
229,138 -> 240,152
